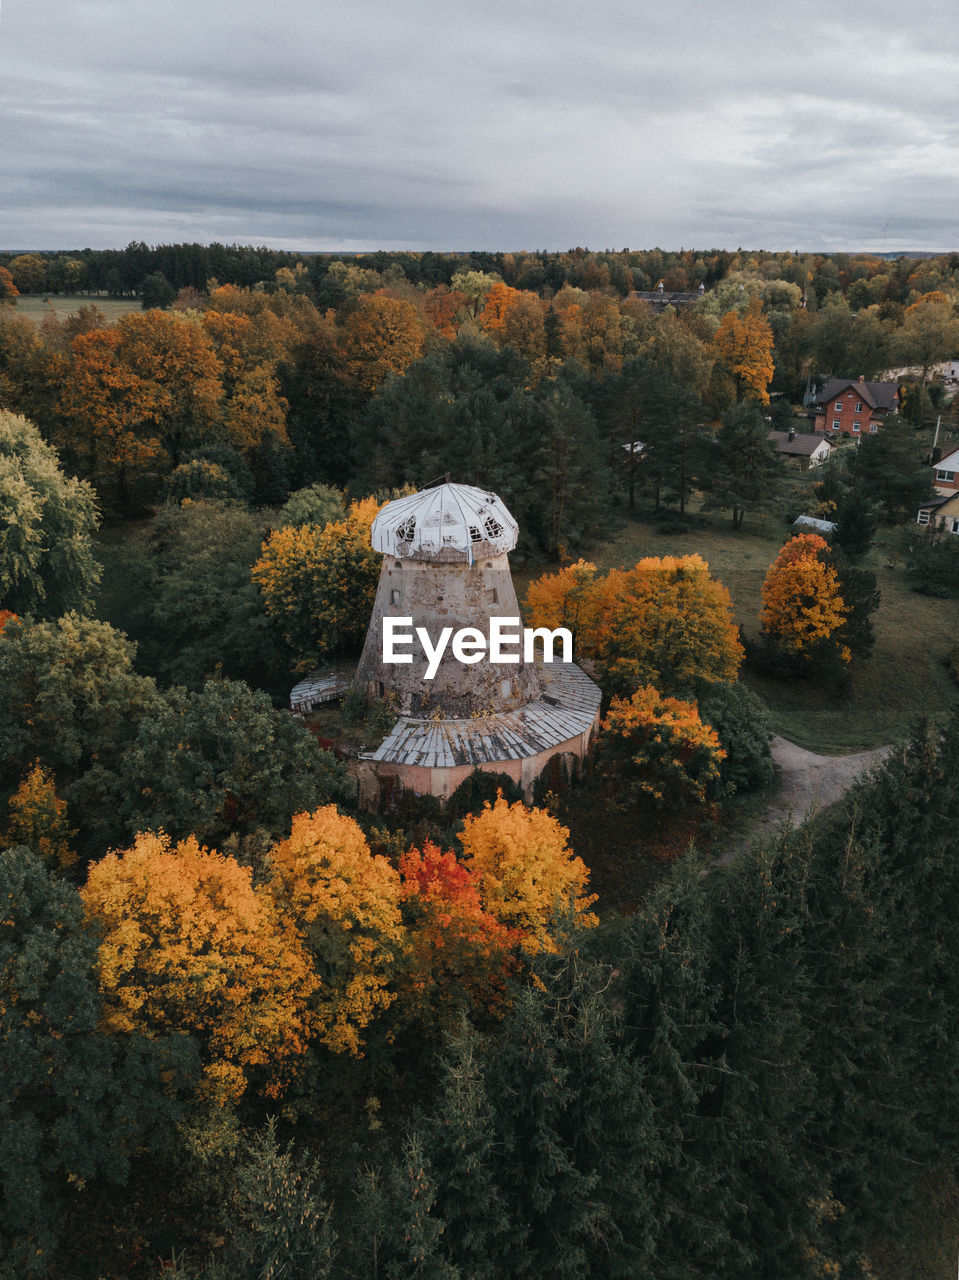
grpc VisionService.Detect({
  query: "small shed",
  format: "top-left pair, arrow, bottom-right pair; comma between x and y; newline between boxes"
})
793,515 -> 837,536
769,430 -> 833,469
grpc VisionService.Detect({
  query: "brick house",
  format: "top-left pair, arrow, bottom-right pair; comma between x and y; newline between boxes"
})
812,376 -> 898,440
932,445 -> 959,496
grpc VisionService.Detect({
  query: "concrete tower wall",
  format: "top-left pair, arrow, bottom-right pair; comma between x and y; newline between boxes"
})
355,552 -> 542,717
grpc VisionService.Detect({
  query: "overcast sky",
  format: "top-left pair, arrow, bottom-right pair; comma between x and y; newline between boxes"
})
1,0 -> 957,254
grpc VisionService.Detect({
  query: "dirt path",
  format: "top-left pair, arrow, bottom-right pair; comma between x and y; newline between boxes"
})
715,735 -> 893,865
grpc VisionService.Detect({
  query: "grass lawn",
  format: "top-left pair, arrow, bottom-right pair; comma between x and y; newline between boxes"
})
10,293 -> 142,323
580,495 -> 958,754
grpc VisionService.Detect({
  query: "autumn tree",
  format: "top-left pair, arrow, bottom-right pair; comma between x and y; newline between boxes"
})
252,497 -> 381,671
713,299 -> 775,404
267,806 -> 406,1055
0,411 -> 101,618
83,832 -> 317,1102
61,310 -> 224,509
0,312 -> 68,432
895,292 -> 959,399
598,686 -> 726,828
523,559 -> 602,650
592,555 -> 744,698
342,295 -> 426,392
423,284 -> 470,339
457,795 -> 597,952
759,534 -> 849,666
57,327 -> 161,510
7,253 -> 46,294
398,841 -> 521,1036
449,268 -> 501,317
3,763 -> 76,872
0,266 -> 19,304
222,362 -> 290,457
498,291 -> 547,361
480,282 -> 523,332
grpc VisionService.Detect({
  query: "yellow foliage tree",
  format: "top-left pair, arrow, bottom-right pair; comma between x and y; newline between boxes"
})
342,295 -> 425,392
222,362 -> 290,456
252,497 -> 381,671
759,534 -> 849,660
591,555 -> 743,697
714,299 -> 775,404
267,806 -> 406,1054
4,762 -> 76,871
457,795 -> 597,952
82,832 -> 317,1102
523,559 -> 602,650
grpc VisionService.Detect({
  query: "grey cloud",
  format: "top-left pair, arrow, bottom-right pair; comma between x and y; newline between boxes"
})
1,0 -> 957,251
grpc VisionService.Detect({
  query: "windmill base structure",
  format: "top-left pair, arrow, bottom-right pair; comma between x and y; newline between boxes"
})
319,481 -> 601,806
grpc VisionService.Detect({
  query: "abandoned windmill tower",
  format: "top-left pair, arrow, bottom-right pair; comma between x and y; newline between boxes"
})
354,482 -> 542,716
350,480 -> 602,804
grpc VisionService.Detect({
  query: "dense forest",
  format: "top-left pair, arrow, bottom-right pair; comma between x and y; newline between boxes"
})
2,242 -> 959,1277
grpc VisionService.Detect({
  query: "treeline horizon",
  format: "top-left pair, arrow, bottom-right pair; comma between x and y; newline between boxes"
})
4,240 -> 959,305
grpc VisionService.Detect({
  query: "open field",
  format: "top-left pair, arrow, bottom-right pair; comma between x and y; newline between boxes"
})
584,499 -> 958,754
8,293 -> 142,323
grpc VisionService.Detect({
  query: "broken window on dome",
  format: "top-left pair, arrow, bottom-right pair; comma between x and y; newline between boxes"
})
469,525 -> 482,542
484,514 -> 504,539
396,516 -> 416,543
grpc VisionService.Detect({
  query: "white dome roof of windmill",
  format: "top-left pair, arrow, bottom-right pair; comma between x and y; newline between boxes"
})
371,482 -> 518,559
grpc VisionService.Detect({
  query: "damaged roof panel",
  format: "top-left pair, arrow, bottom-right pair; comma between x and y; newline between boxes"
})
369,661 -> 601,768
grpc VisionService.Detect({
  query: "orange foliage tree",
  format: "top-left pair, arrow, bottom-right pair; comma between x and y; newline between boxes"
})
480,282 -> 523,331
61,310 -> 224,509
523,559 -> 602,649
397,840 -> 521,1034
713,299 -> 775,404
599,685 -> 726,827
60,328 -> 163,508
457,795 -> 597,953
267,806 -> 406,1055
759,534 -> 849,661
3,763 -> 76,871
82,832 -> 317,1102
342,295 -> 425,392
591,555 -> 744,697
423,285 -> 469,339
252,497 -> 381,671
0,266 -> 19,303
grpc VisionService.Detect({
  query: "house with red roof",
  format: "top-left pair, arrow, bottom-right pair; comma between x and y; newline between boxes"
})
812,376 -> 898,441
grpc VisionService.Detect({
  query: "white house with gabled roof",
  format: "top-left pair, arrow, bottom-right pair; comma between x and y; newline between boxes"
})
932,445 -> 959,496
